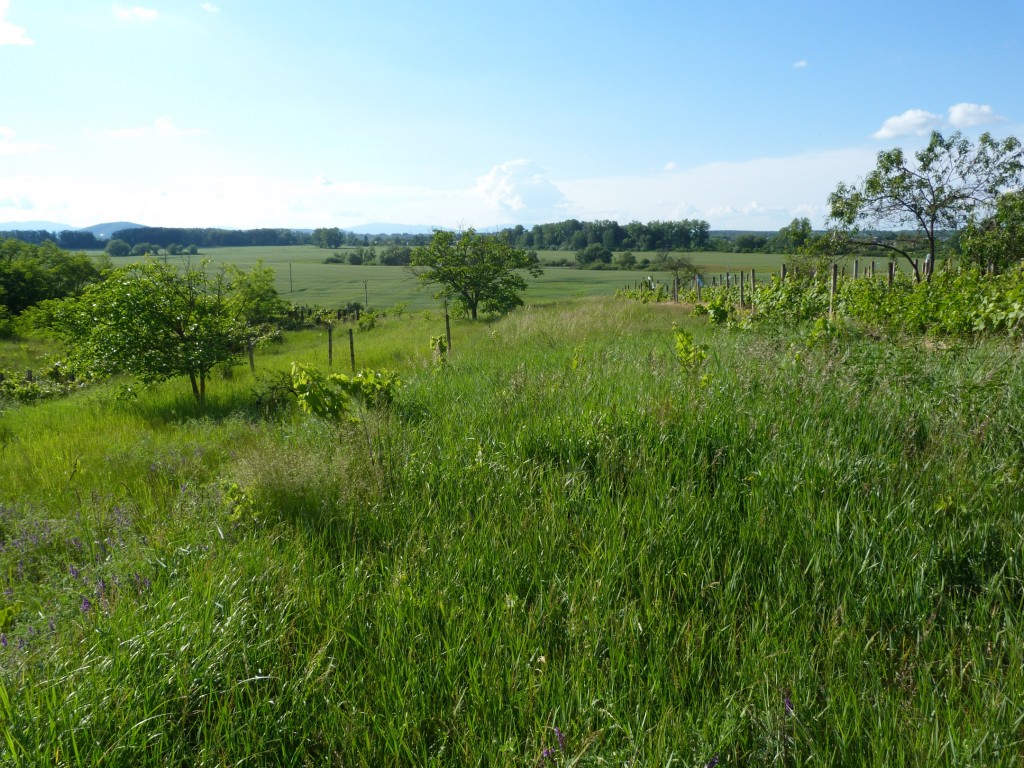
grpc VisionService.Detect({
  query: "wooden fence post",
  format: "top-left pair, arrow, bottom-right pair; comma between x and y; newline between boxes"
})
739,270 -> 745,307
247,340 -> 255,374
854,259 -> 859,280
830,263 -> 838,318
888,261 -> 895,287
781,263 -> 787,281
349,328 -> 355,372
328,325 -> 333,367
445,303 -> 452,352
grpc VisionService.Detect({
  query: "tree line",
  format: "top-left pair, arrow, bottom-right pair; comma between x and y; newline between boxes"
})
493,219 -> 712,252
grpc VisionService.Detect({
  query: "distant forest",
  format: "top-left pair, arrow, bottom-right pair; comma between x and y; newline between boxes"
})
1,217 -> 832,255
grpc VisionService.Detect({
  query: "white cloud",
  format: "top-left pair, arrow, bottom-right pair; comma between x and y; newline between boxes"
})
200,2 -> 220,13
948,102 -> 999,128
873,103 -> 1005,140
1,145 -> 883,232
0,0 -> 33,45
663,161 -> 678,171
872,109 -> 943,139
792,60 -> 808,69
473,160 -> 567,219
113,5 -> 159,22
0,126 -> 51,156
110,117 -> 205,139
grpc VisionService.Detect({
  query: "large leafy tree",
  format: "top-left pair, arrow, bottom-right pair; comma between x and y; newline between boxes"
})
828,131 -> 1023,281
50,259 -> 280,402
410,229 -> 542,319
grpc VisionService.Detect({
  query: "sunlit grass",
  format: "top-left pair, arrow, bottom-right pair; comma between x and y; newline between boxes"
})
1,298 -> 1022,765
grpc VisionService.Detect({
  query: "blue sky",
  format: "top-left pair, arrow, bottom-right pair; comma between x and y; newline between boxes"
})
2,0 -> 1022,231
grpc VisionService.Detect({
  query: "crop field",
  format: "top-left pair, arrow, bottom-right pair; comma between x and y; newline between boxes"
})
1,294 -> 1022,765
107,246 -> 856,311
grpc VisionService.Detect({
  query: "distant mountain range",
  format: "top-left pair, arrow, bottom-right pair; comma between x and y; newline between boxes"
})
0,221 -> 441,237
0,221 -> 147,237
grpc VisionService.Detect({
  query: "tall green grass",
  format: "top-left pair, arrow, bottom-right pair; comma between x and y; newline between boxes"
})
1,299 -> 1021,765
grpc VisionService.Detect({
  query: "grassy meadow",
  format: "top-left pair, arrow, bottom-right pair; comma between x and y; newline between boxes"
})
107,246 -> 811,311
1,297 -> 1022,765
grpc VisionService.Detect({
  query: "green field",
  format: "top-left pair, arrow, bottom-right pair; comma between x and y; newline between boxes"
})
1,294 -> 1021,765
108,246 -> 825,310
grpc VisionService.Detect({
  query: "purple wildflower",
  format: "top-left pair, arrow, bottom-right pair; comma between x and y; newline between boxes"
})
705,756 -> 719,768
784,694 -> 795,716
555,727 -> 565,752
0,634 -> 6,648
80,596 -> 92,613
69,564 -> 79,578
540,747 -> 556,764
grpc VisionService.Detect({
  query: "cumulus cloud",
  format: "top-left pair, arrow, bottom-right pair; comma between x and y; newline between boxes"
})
473,159 -> 567,218
792,60 -> 808,69
0,0 -> 32,45
200,2 -> 220,12
111,117 -> 204,139
113,5 -> 159,22
873,103 -> 1004,140
0,126 -> 51,156
872,109 -> 943,139
663,161 -> 678,171
948,102 -> 1000,128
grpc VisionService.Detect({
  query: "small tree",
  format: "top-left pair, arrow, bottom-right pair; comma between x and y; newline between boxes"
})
828,131 -> 1022,281
105,239 -> 130,257
51,259 -> 277,402
410,229 -> 542,319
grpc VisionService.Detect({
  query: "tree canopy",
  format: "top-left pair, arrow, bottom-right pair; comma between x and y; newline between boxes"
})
960,190 -> 1024,272
410,229 -> 542,319
48,259 -> 283,402
0,238 -> 108,316
828,131 -> 1023,281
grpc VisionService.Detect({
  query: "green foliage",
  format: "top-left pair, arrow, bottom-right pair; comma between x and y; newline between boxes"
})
615,278 -> 669,303
290,361 -> 355,422
290,361 -> 401,423
745,267 -> 1024,337
45,259 -> 283,402
0,238 -> 107,316
705,290 -> 735,325
751,275 -> 831,324
357,309 -> 378,332
672,323 -> 708,374
430,334 -> 448,365
104,238 -> 130,257
960,190 -> 1024,272
411,229 -> 542,319
575,242 -> 612,267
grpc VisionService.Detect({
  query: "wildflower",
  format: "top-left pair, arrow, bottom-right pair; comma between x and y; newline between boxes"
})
0,634 -> 6,648
555,727 -> 565,752
69,564 -> 79,578
81,596 -> 92,613
705,757 -> 719,768
784,693 -> 795,716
